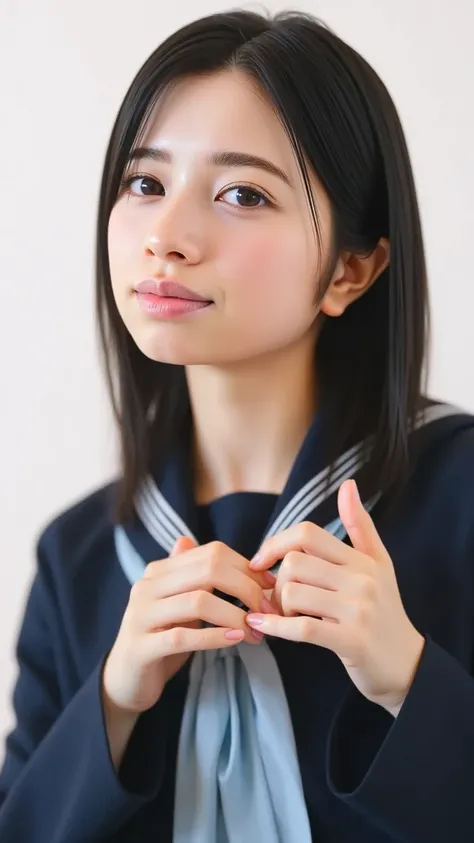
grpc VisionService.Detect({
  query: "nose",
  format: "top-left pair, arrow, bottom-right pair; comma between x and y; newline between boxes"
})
144,197 -> 203,266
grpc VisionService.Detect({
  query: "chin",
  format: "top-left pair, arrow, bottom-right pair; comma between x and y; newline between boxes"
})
131,330 -> 220,366
132,333 -> 263,367
125,317 -> 272,367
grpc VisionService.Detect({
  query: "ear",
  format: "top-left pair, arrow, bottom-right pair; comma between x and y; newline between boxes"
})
320,238 -> 390,318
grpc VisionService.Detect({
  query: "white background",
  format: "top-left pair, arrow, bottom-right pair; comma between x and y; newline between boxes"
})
0,0 -> 472,745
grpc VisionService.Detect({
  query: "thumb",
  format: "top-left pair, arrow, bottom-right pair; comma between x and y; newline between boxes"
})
171,536 -> 197,556
337,479 -> 388,562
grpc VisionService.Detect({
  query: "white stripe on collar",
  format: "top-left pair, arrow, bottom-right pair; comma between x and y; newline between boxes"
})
266,442 -> 363,538
135,440 -> 363,553
136,483 -> 178,552
264,402 -> 461,539
134,403 -> 462,555
263,443 -> 363,540
136,476 -> 198,554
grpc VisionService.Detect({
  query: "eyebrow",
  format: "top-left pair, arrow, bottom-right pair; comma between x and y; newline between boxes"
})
126,146 -> 292,187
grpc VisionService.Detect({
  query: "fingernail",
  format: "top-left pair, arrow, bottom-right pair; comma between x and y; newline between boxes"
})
225,629 -> 245,641
260,596 -> 274,614
249,553 -> 261,569
247,614 -> 264,627
251,629 -> 264,641
262,571 -> 276,587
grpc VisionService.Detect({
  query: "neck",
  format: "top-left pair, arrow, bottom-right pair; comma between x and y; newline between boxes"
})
187,337 -> 317,504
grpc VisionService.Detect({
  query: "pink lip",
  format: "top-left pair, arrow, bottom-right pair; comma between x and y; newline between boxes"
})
135,278 -> 211,302
134,278 -> 213,319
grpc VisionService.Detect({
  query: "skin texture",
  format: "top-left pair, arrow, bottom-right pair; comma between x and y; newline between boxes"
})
108,68 -> 389,499
108,69 -> 388,369
103,69 -> 411,773
249,480 -> 425,718
102,536 -> 276,769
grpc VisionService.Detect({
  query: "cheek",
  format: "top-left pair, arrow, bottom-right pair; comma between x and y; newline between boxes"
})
108,206 -> 139,275
216,224 -> 318,328
217,226 -> 308,296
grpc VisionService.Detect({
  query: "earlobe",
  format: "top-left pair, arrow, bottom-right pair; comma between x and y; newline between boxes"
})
319,294 -> 345,318
320,238 -> 390,318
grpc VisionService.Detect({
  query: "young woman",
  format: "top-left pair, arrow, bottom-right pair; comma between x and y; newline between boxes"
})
1,9 -> 473,842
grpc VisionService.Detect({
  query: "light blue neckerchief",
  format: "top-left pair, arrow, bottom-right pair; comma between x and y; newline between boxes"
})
115,523 -> 342,843
114,499 -> 368,843
115,403 -> 459,843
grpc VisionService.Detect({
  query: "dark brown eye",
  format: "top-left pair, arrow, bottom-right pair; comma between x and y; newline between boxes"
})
124,175 -> 164,196
235,187 -> 263,206
221,185 -> 268,208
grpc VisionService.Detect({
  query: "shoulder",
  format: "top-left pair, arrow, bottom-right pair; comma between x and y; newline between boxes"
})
36,481 -> 118,581
385,408 -> 474,646
385,404 -> 474,552
33,482 -> 130,661
412,406 -> 474,507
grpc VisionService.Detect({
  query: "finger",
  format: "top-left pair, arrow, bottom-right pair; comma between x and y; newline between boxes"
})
145,590 -> 249,632
143,561 -> 268,614
246,612 -> 345,651
146,590 -> 261,644
145,541 -> 272,590
171,536 -> 197,556
145,590 -> 260,645
273,551 -> 343,611
144,625 -> 246,659
278,581 -> 341,620
250,521 -> 356,571
337,480 -> 389,563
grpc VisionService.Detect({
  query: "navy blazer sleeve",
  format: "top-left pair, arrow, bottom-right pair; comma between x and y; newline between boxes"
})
0,548 -> 166,843
327,635 -> 474,842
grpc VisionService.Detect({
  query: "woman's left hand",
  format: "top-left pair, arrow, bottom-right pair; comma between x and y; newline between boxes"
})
248,479 -> 425,717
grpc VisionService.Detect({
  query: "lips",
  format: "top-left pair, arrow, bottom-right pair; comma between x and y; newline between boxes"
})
134,278 -> 211,302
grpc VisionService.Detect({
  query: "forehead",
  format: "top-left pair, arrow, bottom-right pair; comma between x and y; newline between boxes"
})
140,69 -> 299,177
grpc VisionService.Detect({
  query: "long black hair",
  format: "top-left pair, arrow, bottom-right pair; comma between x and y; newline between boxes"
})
96,9 -> 429,521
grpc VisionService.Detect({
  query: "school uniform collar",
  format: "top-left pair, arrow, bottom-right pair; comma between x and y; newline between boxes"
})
114,400 -> 471,843
122,409 -> 340,561
120,400 -> 467,566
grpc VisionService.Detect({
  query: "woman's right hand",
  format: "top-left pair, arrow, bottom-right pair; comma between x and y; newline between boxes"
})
102,537 -> 274,722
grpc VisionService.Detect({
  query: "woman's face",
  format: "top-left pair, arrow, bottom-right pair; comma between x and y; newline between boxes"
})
108,69 -> 335,365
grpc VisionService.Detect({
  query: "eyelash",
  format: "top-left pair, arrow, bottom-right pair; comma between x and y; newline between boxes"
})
118,173 -> 273,208
119,173 -> 159,195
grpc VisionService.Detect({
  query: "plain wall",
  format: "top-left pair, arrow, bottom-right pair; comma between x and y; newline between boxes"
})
0,0 -> 473,746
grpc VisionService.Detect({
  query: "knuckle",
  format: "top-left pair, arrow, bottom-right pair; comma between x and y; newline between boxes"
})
203,557 -> 219,581
362,573 -> 377,600
353,598 -> 372,628
209,541 -> 225,558
205,542 -> 225,576
296,521 -> 315,545
143,561 -> 158,579
283,551 -> 301,576
129,580 -> 145,604
167,626 -> 187,651
191,589 -> 209,615
281,580 -> 298,606
297,616 -> 316,641
354,572 -> 377,605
